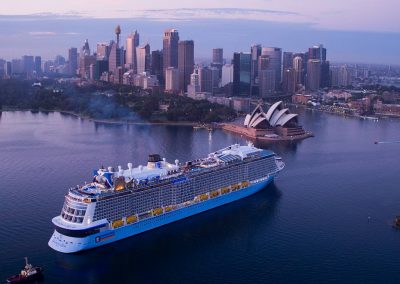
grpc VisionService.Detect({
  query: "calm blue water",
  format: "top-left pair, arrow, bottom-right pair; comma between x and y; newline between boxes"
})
1,110 -> 400,284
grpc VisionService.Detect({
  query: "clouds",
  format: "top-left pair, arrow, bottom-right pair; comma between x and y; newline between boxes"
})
28,31 -> 81,37
1,0 -> 400,33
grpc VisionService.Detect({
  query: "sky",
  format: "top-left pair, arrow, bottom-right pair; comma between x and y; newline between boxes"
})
0,0 -> 399,64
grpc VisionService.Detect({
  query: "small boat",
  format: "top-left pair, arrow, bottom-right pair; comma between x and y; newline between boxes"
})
393,216 -> 400,229
6,257 -> 43,283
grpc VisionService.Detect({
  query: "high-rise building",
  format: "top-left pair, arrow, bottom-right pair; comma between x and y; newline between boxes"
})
151,50 -> 163,83
108,41 -> 122,74
212,48 -> 223,64
96,43 -> 110,60
221,64 -> 234,87
79,55 -> 96,79
34,56 -> 42,75
308,44 -> 329,88
250,44 -> 262,96
93,59 -> 109,80
136,43 -> 150,74
258,55 -> 275,97
282,68 -> 296,94
307,59 -> 321,91
187,67 -> 200,96
11,59 -> 23,74
261,47 -> 282,91
22,55 -> 34,77
338,65 -> 351,86
198,66 -> 213,93
283,52 -> 294,70
293,55 -> 304,88
163,29 -> 179,79
165,67 -> 179,93
126,31 -> 139,72
232,52 -> 251,96
4,61 -> 12,78
178,40 -> 194,92
68,47 -> 78,76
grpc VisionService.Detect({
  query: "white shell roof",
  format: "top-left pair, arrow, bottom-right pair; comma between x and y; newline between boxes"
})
244,101 -> 298,128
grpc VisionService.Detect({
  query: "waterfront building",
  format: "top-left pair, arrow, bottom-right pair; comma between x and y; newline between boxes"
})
163,29 -> 179,80
136,44 -> 150,74
68,47 -> 78,76
307,59 -> 321,91
261,47 -> 282,91
165,67 -> 179,93
126,31 -> 140,72
232,52 -> 251,96
178,40 -> 194,92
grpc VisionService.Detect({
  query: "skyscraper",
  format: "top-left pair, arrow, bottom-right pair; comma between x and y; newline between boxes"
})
108,41 -> 122,74
22,55 -> 34,77
34,56 -> 41,75
232,52 -> 251,96
212,48 -> 223,64
282,68 -> 296,94
221,64 -> 234,87
258,55 -> 275,97
96,43 -> 110,60
283,52 -> 294,70
163,29 -> 179,80
151,50 -> 163,83
126,31 -> 139,72
165,67 -> 179,93
308,44 -> 329,88
293,55 -> 304,88
261,47 -> 282,91
136,44 -> 150,74
68,47 -> 78,76
198,66 -> 213,93
178,40 -> 194,92
250,44 -> 262,96
307,59 -> 321,91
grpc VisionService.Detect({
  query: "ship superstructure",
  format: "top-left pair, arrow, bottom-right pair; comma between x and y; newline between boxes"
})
49,144 -> 284,253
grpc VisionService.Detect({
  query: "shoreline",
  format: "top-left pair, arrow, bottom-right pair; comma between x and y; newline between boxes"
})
0,108 -> 204,127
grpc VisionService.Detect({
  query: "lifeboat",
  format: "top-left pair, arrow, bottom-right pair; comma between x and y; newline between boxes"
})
231,184 -> 240,191
126,215 -> 138,224
221,187 -> 230,194
152,208 -> 163,216
112,219 -> 124,228
164,205 -> 177,212
241,181 -> 249,188
210,190 -> 220,198
199,193 -> 209,201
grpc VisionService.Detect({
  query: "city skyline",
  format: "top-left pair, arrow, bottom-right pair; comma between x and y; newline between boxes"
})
0,0 -> 400,65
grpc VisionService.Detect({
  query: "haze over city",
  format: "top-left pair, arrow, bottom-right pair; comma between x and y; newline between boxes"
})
0,0 -> 399,64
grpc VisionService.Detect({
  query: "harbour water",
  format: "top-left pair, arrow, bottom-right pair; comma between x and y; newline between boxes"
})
1,110 -> 400,283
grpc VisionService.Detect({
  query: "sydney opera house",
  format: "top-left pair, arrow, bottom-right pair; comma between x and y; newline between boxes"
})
223,101 -> 313,142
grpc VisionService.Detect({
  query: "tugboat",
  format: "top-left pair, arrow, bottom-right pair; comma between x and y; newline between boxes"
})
393,216 -> 400,229
6,257 -> 43,283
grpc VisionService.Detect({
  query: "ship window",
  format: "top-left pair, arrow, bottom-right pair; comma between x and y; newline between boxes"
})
54,225 -> 105,237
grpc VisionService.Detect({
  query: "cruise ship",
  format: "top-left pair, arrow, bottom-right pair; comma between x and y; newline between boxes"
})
48,144 -> 285,253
